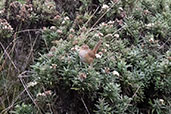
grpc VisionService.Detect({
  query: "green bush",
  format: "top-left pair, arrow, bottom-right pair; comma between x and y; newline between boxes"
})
0,0 -> 170,113
29,0 -> 171,113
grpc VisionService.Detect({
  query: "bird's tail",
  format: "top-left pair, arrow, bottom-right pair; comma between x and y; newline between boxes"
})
93,40 -> 102,54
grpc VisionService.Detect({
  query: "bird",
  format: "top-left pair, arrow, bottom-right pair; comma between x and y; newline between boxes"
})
79,40 -> 102,64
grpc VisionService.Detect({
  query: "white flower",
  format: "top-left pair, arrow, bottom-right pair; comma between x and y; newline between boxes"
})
71,45 -> 80,51
112,71 -> 120,76
101,49 -> 107,53
44,90 -> 52,96
105,44 -> 110,47
57,29 -> 63,34
62,20 -> 65,24
4,25 -> 8,29
51,64 -> 57,69
37,93 -> 46,97
149,37 -> 154,43
43,27 -> 47,30
64,16 -> 70,21
100,22 -> 107,27
29,7 -> 33,11
0,10 -> 4,14
146,23 -> 154,27
102,4 -> 109,10
114,34 -> 119,38
95,54 -> 102,58
98,32 -> 104,37
94,33 -> 100,37
50,26 -> 56,30
108,21 -> 115,25
75,45 -> 80,51
27,81 -> 37,88
159,99 -> 164,105
94,32 -> 103,37
119,7 -> 123,11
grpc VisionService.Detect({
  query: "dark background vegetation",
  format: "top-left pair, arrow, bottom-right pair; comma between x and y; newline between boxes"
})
0,0 -> 171,114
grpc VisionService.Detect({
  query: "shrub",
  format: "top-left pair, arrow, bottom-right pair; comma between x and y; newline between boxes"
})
0,0 -> 170,113
10,103 -> 35,114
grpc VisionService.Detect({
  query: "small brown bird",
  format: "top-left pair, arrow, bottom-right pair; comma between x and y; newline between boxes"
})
79,40 -> 102,64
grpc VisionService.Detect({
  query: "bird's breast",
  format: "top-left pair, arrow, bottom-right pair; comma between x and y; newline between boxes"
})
79,50 -> 88,61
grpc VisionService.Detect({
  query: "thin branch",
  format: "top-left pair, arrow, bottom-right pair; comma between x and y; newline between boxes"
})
23,32 -> 39,70
14,29 -> 42,35
0,34 -> 18,72
18,72 -> 43,114
81,97 -> 90,114
158,37 -> 171,50
84,6 -> 100,26
122,85 -> 142,114
112,24 -> 126,35
85,1 -> 119,36
0,42 -> 19,72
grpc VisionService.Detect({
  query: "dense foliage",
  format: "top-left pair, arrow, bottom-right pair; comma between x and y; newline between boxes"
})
0,0 -> 171,113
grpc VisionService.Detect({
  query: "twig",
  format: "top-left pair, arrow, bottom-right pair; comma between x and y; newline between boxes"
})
0,32 -> 18,72
85,1 -> 119,36
81,97 -> 90,114
122,85 -> 142,114
112,24 -> 126,35
23,31 -> 39,70
84,6 -> 100,26
14,28 -> 42,34
0,36 -> 17,60
158,37 -> 171,50
18,71 -> 43,114
0,42 -> 19,72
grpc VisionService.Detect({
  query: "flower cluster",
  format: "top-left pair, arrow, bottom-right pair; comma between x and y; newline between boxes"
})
9,1 -> 33,22
37,90 -> 52,97
0,19 -> 13,38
